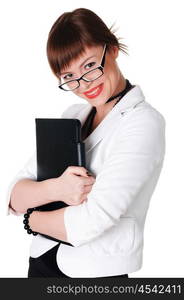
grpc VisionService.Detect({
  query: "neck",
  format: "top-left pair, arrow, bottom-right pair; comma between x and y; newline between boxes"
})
95,74 -> 126,117
110,74 -> 127,100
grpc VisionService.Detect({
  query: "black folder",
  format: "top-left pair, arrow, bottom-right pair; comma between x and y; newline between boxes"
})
34,118 -> 86,244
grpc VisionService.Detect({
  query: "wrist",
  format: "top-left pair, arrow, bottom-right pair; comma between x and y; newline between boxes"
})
23,208 -> 38,236
42,178 -> 58,202
29,210 -> 40,233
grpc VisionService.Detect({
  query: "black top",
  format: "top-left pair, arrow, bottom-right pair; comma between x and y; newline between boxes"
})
81,79 -> 135,140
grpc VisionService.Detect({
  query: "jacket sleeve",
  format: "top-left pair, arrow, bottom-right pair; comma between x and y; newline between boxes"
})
5,152 -> 37,216
64,109 -> 166,247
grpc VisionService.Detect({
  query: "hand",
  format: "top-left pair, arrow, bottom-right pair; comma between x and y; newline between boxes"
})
47,166 -> 96,206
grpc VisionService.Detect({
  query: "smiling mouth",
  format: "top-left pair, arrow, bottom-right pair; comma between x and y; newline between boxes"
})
84,83 -> 104,99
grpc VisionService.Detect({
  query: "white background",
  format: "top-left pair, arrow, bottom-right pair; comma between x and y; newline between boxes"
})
0,0 -> 183,277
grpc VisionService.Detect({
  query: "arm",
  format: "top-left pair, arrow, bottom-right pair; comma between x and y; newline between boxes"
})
29,208 -> 68,243
8,150 -> 58,214
10,178 -> 56,214
10,166 -> 94,214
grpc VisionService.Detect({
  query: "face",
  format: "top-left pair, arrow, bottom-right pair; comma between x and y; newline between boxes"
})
60,44 -> 124,108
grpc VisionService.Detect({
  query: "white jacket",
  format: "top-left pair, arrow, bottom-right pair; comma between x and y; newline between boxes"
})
6,85 -> 166,277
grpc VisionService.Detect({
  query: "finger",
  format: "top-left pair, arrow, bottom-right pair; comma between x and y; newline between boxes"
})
83,184 -> 93,193
82,176 -> 96,185
68,166 -> 89,177
81,193 -> 88,202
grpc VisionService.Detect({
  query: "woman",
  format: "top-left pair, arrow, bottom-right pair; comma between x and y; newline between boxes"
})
7,8 -> 165,278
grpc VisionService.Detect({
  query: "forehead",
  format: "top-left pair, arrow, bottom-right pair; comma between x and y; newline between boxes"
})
62,45 -> 102,72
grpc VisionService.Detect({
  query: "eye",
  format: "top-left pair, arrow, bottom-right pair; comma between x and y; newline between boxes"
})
63,73 -> 73,81
85,62 -> 96,70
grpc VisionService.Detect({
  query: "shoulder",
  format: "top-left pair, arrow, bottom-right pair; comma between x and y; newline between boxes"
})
142,102 -> 165,126
112,101 -> 166,159
121,101 -> 166,133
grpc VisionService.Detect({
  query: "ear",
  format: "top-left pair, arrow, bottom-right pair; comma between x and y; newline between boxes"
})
109,45 -> 119,59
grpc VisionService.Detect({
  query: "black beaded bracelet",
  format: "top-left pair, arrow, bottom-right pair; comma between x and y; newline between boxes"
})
23,208 -> 38,236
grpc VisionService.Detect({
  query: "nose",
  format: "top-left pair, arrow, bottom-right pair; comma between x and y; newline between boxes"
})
78,79 -> 92,93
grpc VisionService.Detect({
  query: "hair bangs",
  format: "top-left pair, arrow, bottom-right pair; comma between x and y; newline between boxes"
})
47,23 -> 96,79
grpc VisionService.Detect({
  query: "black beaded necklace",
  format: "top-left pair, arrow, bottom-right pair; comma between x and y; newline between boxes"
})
82,79 -> 134,140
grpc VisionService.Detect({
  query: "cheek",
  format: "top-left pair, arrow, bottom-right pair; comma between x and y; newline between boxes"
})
73,89 -> 83,97
73,89 -> 87,101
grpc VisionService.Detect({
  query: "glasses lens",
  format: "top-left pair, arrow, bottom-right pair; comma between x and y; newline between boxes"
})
83,68 -> 103,81
59,68 -> 104,91
60,80 -> 79,91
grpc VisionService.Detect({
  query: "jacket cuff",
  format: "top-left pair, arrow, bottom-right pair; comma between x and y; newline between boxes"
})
5,177 -> 24,216
64,204 -> 92,247
63,202 -> 115,247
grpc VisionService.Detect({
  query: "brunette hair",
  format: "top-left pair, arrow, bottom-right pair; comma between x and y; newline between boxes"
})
47,8 -> 128,79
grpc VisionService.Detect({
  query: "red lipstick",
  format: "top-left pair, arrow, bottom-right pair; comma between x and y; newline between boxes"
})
84,83 -> 104,99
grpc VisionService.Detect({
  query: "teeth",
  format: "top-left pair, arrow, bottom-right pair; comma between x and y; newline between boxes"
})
87,86 -> 100,95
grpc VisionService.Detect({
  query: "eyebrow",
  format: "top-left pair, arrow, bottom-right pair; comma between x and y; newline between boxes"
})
60,55 -> 96,75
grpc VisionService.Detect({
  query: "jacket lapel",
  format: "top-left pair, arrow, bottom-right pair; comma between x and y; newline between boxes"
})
77,85 -> 145,153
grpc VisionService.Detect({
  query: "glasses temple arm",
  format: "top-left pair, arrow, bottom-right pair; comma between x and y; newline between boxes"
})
101,44 -> 107,68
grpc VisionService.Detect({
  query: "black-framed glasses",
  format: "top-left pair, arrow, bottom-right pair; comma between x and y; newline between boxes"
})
58,44 -> 107,91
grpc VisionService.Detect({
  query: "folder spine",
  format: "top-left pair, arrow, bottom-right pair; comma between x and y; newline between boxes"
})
77,142 -> 86,167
